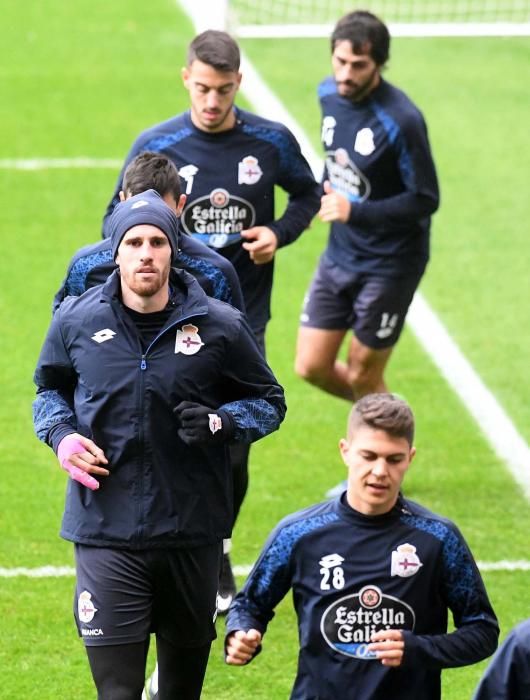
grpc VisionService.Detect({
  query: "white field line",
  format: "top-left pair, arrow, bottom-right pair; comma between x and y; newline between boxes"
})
178,0 -> 530,500
2,561 -> 530,578
0,158 -> 122,170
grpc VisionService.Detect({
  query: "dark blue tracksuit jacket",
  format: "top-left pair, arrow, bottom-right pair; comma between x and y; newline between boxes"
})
33,269 -> 286,549
318,77 -> 439,278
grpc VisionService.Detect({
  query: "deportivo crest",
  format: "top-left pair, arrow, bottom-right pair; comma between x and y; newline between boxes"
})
175,324 -> 204,355
78,590 -> 98,623
321,584 -> 415,660
325,148 -> 371,202
391,543 -> 423,578
238,155 -> 263,185
208,413 -> 223,434
181,188 -> 256,249
354,127 -> 376,156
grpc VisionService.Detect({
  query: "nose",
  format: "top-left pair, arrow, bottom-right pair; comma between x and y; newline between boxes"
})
140,242 -> 154,259
371,459 -> 387,477
206,90 -> 220,109
338,64 -> 353,83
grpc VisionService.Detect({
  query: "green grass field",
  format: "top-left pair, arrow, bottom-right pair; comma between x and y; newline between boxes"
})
1,1 -> 529,697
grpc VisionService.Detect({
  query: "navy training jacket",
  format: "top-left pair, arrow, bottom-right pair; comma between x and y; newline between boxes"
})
33,269 -> 286,549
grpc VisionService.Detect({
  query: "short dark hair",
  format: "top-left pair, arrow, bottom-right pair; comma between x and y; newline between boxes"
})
123,152 -> 181,202
347,393 -> 414,445
331,10 -> 390,66
187,30 -> 240,72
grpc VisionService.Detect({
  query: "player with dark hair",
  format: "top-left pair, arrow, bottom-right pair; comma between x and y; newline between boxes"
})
33,189 -> 286,700
295,10 -> 439,453
225,394 -> 498,700
54,152 -> 245,313
102,28 -> 321,611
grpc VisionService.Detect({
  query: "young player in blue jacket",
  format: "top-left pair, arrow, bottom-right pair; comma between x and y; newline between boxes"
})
33,189 -> 286,700
295,9 -> 440,498
103,28 -> 320,611
54,152 -> 245,314
225,394 -> 498,700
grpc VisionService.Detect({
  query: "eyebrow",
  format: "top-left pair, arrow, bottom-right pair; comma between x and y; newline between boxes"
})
195,80 -> 235,90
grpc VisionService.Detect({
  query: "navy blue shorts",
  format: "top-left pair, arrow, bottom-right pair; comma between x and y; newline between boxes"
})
73,542 -> 222,647
300,255 -> 423,350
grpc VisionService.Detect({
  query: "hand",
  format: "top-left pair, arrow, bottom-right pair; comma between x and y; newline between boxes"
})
368,629 -> 405,667
241,226 -> 278,264
318,180 -> 351,223
173,401 -> 235,446
57,433 -> 109,490
225,629 -> 262,665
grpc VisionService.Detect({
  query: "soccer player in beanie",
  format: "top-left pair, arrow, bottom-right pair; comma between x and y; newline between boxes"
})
226,394 -> 498,700
102,28 -> 320,616
33,190 -> 286,699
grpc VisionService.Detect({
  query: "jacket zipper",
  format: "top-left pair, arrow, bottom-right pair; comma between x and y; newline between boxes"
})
135,310 -> 207,540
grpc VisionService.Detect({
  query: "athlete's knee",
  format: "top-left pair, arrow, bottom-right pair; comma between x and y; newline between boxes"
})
294,351 -> 329,384
346,362 -> 384,397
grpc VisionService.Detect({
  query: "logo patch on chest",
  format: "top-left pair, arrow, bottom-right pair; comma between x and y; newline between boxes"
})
175,324 -> 204,355
325,148 -> 370,202
321,584 -> 415,660
391,543 -> 423,578
354,127 -> 376,156
238,155 -> 263,185
181,188 -> 256,249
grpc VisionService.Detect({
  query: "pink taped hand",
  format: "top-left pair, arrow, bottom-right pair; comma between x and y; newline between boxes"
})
57,435 -> 100,490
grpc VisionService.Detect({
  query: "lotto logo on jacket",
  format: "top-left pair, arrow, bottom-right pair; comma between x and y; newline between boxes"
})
321,584 -> 415,659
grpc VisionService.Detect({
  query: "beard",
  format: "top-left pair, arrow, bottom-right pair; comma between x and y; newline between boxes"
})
120,262 -> 171,299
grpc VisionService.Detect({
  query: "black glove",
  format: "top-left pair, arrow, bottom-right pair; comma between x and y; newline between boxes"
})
173,401 -> 235,446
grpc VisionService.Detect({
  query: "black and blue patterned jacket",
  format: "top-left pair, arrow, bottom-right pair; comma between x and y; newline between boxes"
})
226,494 -> 498,700
34,268 -> 285,549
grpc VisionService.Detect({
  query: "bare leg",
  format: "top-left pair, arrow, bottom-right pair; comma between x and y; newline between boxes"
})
295,327 -> 393,401
344,335 -> 393,400
295,327 -> 353,401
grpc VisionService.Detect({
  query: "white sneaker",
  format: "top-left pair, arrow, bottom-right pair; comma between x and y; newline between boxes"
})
217,552 -> 236,614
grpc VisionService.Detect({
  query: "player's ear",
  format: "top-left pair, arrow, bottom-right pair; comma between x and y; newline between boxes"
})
338,437 -> 349,463
176,194 -> 186,216
181,66 -> 190,87
118,190 -> 126,202
236,72 -> 243,89
408,446 -> 416,465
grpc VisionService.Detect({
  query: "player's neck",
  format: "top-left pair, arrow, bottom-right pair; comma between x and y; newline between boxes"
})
120,284 -> 170,314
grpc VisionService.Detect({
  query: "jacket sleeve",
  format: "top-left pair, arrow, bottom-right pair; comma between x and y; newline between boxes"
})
33,308 -> 78,451
401,525 -> 499,669
347,113 -> 439,230
225,519 -> 294,655
266,127 -> 321,248
472,619 -> 530,700
218,317 -> 286,442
